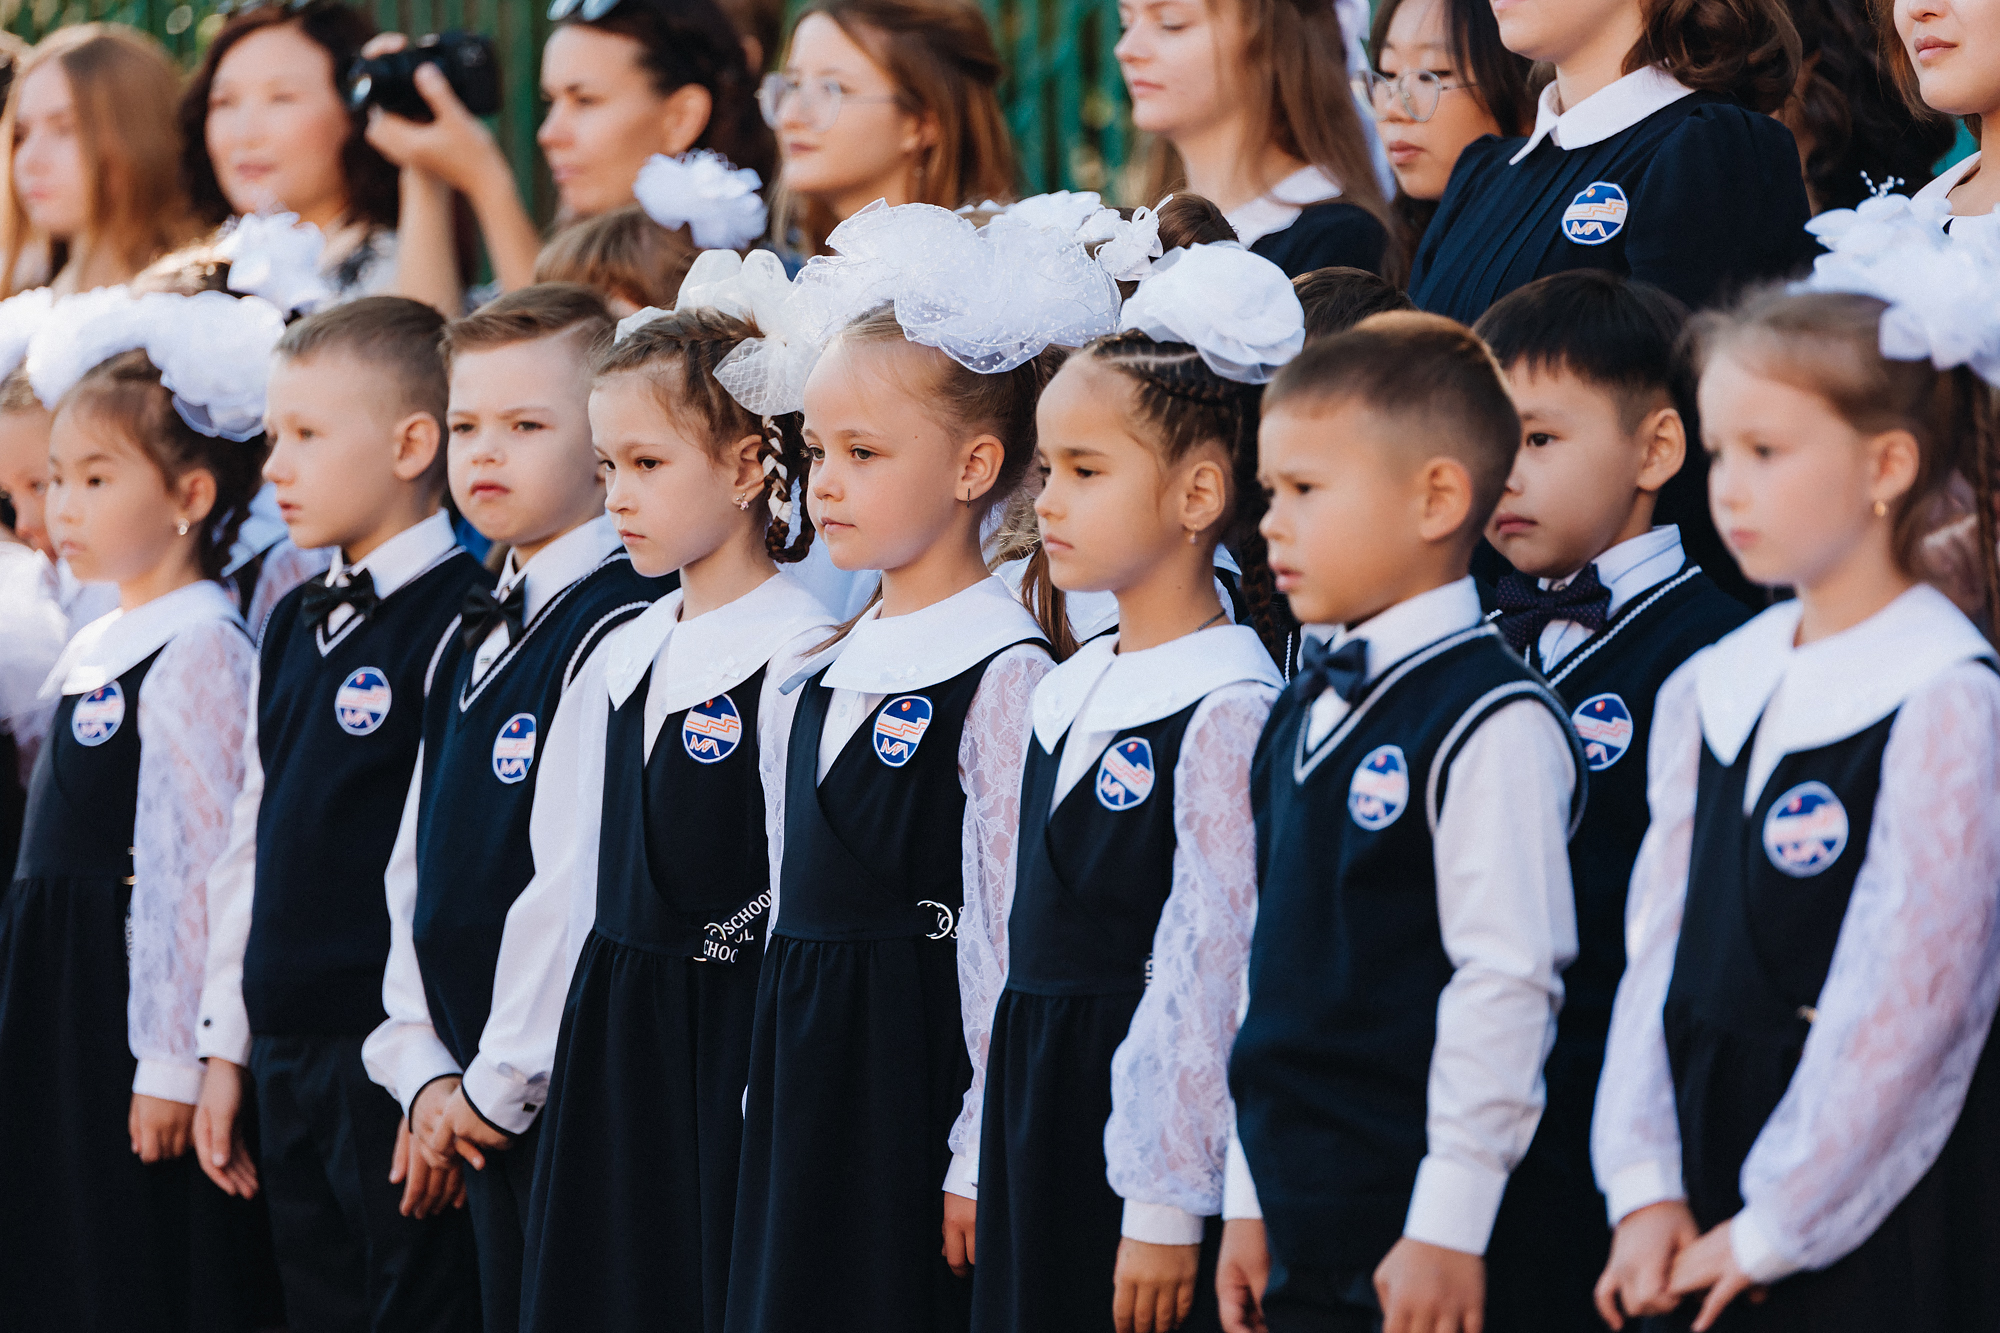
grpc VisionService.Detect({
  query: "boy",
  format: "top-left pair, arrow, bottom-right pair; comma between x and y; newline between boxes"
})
194,296 -> 486,1333
1219,313 -> 1585,1333
360,285 -> 666,1333
1472,272 -> 1750,1333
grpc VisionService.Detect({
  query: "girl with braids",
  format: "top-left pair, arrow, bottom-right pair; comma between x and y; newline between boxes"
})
967,241 -> 1297,1333
489,254 -> 831,1333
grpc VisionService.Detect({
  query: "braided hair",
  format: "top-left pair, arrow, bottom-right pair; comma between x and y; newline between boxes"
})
592,308 -> 815,564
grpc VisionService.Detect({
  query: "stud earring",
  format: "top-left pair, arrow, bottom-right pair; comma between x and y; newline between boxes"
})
735,492 -> 755,511
176,519 -> 189,536
1874,499 -> 1888,518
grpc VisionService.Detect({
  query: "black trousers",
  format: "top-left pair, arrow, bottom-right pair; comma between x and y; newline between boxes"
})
1262,1258 -> 1382,1333
464,1119 -> 539,1333
250,1034 -> 480,1333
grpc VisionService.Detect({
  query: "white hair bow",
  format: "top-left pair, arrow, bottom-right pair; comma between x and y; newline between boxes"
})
633,150 -> 769,252
1118,243 -> 1304,383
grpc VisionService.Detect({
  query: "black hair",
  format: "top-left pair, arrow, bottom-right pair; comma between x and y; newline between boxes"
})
1473,270 -> 1694,433
1294,265 -> 1416,342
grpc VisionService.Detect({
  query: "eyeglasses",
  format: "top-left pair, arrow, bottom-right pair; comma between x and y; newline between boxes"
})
215,0 -> 330,15
1350,68 -> 1477,124
547,0 -> 629,20
757,73 -> 900,132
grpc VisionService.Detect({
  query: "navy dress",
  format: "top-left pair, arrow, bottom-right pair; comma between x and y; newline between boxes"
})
1250,202 -> 1389,279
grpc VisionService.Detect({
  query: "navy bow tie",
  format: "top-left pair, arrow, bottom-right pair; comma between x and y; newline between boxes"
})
1494,567 -> 1610,654
299,568 -> 379,630
1295,635 -> 1369,704
462,581 -> 526,652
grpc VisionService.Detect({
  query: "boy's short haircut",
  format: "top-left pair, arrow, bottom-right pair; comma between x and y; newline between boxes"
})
1292,266 -> 1416,342
276,296 -> 451,427
1264,311 -> 1520,528
1473,270 -> 1694,433
534,206 -> 697,314
0,365 -> 40,413
441,282 -> 615,369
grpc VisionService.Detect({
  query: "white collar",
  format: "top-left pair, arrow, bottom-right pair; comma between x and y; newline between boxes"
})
1032,623 -> 1280,752
993,545 -> 1245,644
1225,166 -> 1344,250
1914,152 -> 1981,208
816,576 -> 1047,694
1696,582 -> 1994,766
605,570 -> 833,712
223,484 -> 289,577
1546,525 -> 1684,616
1313,576 -> 1485,682
502,515 -> 623,623
48,580 -> 241,697
1509,65 -> 1694,165
324,510 -> 458,600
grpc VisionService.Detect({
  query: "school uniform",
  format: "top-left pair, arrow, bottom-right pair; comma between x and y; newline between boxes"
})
197,510 -> 486,1333
1594,585 -> 2000,1331
726,577 -> 1051,1333
0,538 -> 65,875
1227,167 -> 1389,279
512,572 -> 831,1333
1224,578 -> 1584,1333
226,485 -> 332,642
1409,66 -> 1814,322
969,626 -> 1280,1333
361,517 -> 664,1333
1478,529 -> 1747,1333
1914,153 -> 1999,240
0,582 -> 270,1333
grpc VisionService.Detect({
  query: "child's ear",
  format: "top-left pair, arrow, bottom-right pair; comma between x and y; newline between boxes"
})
958,433 -> 1006,503
1868,427 -> 1922,510
1180,454 -> 1229,538
1634,407 -> 1687,495
1415,456 -> 1474,546
174,466 -> 218,529
391,412 -> 443,483
729,432 -> 765,494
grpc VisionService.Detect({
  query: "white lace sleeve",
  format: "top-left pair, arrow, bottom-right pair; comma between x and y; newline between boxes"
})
1593,659 -> 1703,1220
131,617 -> 255,1103
947,643 -> 1052,1196
1729,661 -> 2000,1283
243,539 -> 331,642
1107,684 -> 1275,1243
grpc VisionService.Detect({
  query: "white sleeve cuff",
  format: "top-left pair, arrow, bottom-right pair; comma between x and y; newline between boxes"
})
193,998 -> 252,1067
133,1058 -> 204,1105
1605,1158 -> 1687,1226
1403,1154 -> 1508,1255
943,1149 -> 979,1201
1729,1206 -> 1802,1286
1122,1201 -> 1205,1245
460,1056 -> 543,1136
360,1019 -> 462,1117
1223,1132 -> 1263,1220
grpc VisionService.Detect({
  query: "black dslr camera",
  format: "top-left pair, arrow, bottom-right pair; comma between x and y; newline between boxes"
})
345,31 -> 499,122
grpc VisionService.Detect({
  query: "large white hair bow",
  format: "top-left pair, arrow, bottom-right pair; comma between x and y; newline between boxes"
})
992,190 -> 1167,281
1117,243 -> 1304,383
217,212 -> 333,315
0,287 -> 55,381
633,150 -> 769,252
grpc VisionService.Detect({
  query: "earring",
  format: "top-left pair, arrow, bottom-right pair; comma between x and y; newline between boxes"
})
1185,529 -> 1197,545
176,519 -> 189,536
735,492 -> 755,511
1874,499 -> 1888,518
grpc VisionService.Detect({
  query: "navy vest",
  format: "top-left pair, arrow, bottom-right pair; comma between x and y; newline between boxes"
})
14,649 -> 163,885
1230,626 -> 1582,1280
412,554 -> 662,1067
244,548 -> 490,1037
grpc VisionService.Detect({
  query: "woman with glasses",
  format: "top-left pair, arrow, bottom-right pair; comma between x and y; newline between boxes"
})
763,0 -> 1016,259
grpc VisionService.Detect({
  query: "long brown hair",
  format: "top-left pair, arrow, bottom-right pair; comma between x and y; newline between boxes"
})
1623,0 -> 1801,114
3,25 -> 200,296
1873,0 -> 1981,144
771,0 -> 1017,256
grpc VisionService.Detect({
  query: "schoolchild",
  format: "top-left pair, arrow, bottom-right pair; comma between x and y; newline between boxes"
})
194,296 -> 484,1333
359,284 -> 665,1333
723,201 -> 1118,1333
1293,266 -> 1414,343
1408,0 -> 1814,322
1592,206 -> 2000,1333
968,241 -> 1298,1333
1466,270 -> 1749,1333
1219,314 -> 1586,1333
0,289 -> 278,1331
514,251 -> 833,1333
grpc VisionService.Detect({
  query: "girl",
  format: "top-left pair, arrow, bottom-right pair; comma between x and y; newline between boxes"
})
3,25 -> 200,296
1408,0 -> 1813,321
763,0 -> 1017,257
536,205 -> 700,316
1591,232 -> 2000,1330
1893,0 -> 1999,221
1115,0 -> 1394,278
0,289 -> 280,1331
969,242 -> 1296,1333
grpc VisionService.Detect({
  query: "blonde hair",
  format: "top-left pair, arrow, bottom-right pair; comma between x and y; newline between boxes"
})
535,206 -> 699,312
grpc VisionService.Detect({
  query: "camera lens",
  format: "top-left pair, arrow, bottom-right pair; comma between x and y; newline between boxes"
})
346,73 -> 372,112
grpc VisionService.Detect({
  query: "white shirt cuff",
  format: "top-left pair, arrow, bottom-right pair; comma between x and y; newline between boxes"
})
943,1149 -> 979,1201
1122,1201 -> 1205,1245
360,1020 -> 462,1117
1604,1157 -> 1687,1226
1223,1132 -> 1263,1220
133,1057 -> 204,1105
194,997 -> 252,1067
1729,1206 -> 1801,1286
1403,1155 -> 1508,1255
460,1055 -> 543,1136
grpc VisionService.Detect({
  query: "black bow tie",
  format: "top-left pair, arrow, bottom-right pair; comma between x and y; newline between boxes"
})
462,581 -> 526,653
299,568 -> 379,630
1494,566 -> 1611,654
1295,635 -> 1369,704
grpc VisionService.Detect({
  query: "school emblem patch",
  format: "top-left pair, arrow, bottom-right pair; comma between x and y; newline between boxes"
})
1762,781 -> 1849,877
1096,737 -> 1156,811
873,695 -> 933,767
1562,181 -> 1628,246
492,713 -> 537,784
71,682 -> 124,747
334,667 -> 393,736
1348,744 -> 1409,831
682,695 -> 744,764
1571,693 -> 1635,771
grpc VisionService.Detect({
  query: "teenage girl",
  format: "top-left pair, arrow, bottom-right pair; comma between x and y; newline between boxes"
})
0,334 -> 266,1329
1893,0 -> 2000,220
516,292 -> 833,1333
1592,280 -> 2000,1332
1408,0 -> 1813,321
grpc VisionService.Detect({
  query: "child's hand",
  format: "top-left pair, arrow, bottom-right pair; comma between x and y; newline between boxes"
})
1113,1237 -> 1199,1333
1373,1237 -> 1485,1333
390,1115 -> 465,1218
129,1093 -> 196,1163
191,1058 -> 259,1197
409,1076 -> 463,1171
427,1084 -> 510,1171
1216,1218 -> 1271,1333
941,1191 -> 976,1276
1668,1220 -> 1762,1332
1594,1199 -> 1699,1329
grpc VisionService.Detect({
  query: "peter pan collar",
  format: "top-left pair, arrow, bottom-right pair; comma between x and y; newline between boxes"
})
1226,166 -> 1344,250
1032,624 -> 1280,752
49,579 -> 241,697
605,571 -> 833,713
1914,153 -> 1980,207
501,515 -> 623,623
813,576 -> 1047,695
1695,583 -> 1993,767
1509,64 -> 1694,165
